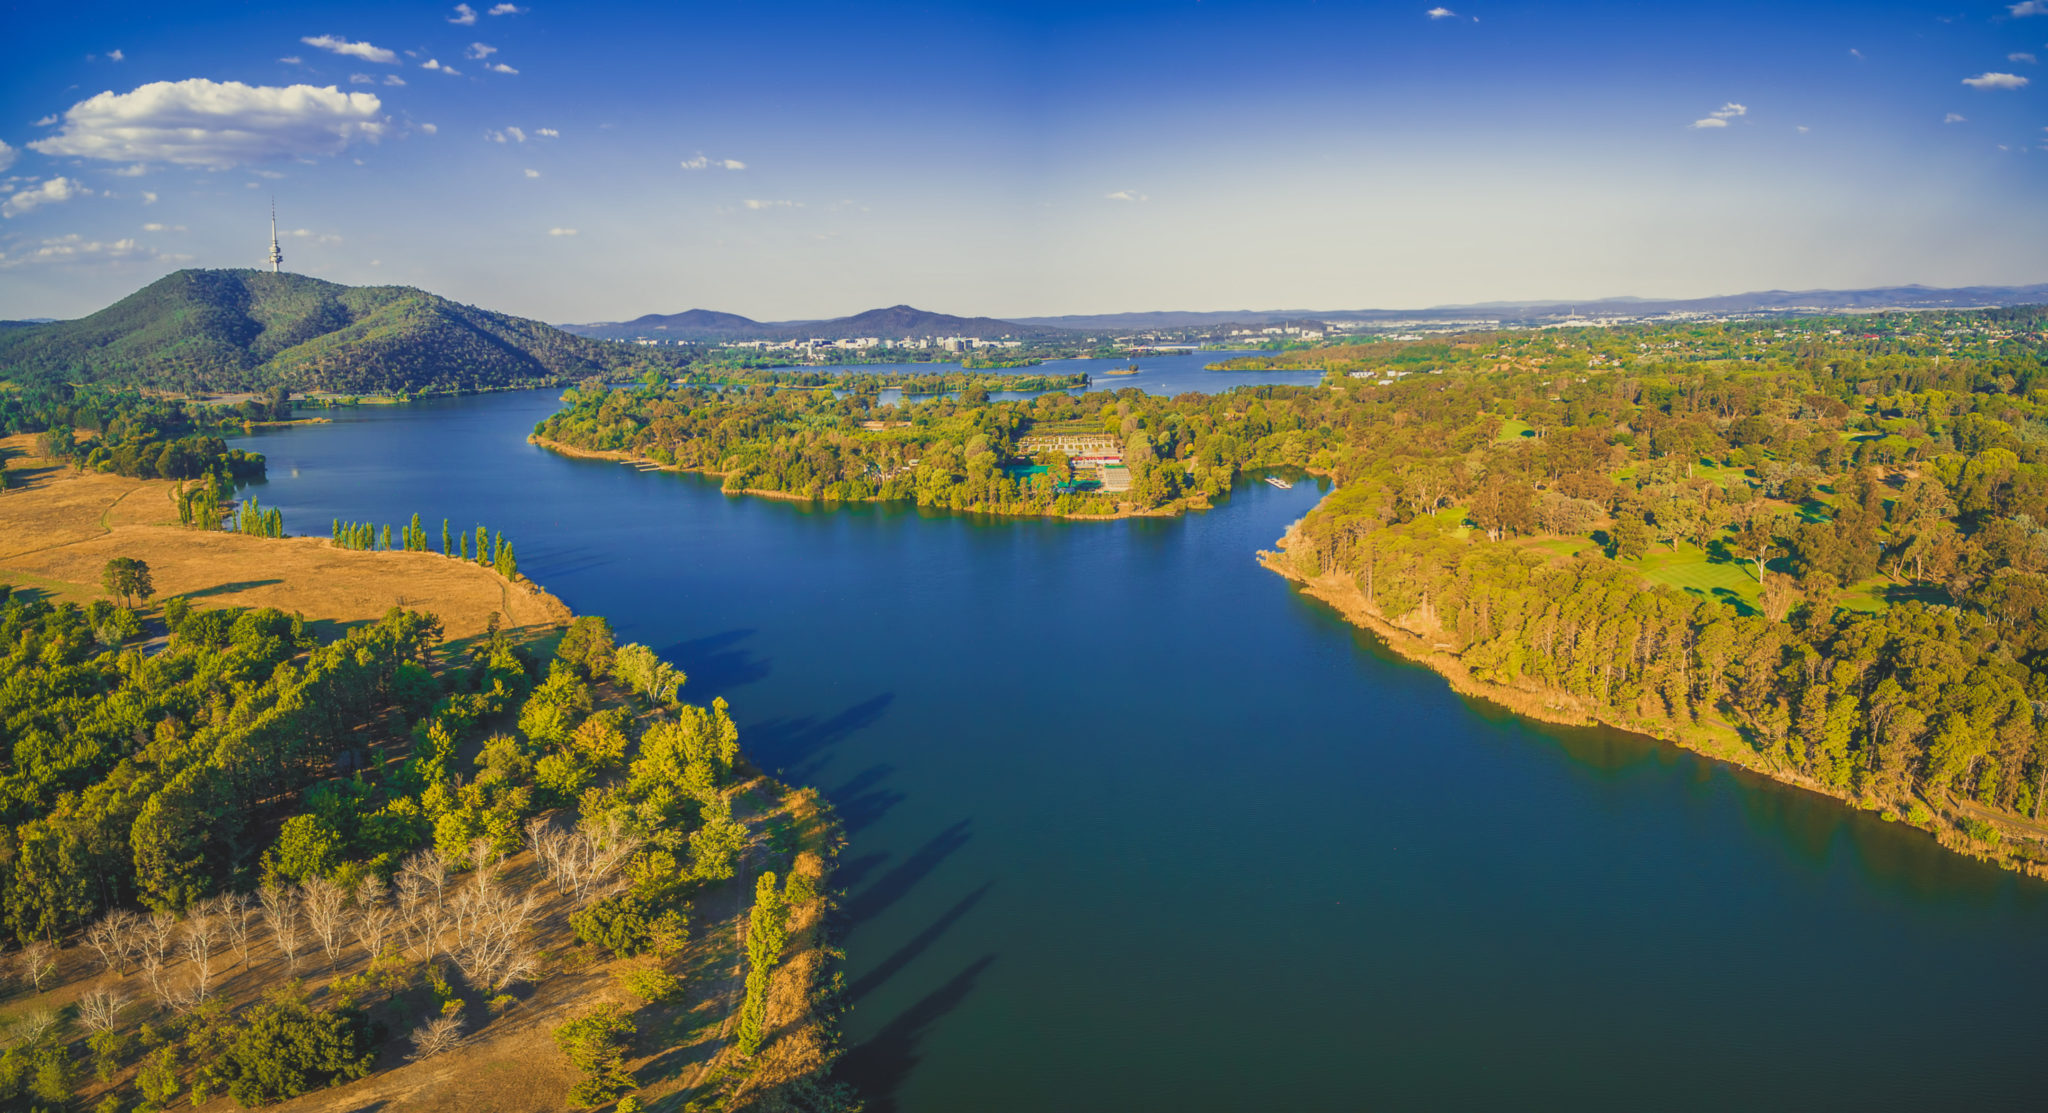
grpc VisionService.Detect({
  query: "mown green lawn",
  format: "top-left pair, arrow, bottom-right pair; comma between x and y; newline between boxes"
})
1628,543 -> 1760,609
1494,418 -> 1534,444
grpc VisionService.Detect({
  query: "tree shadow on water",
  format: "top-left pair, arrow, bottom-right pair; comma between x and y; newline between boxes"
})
843,820 -> 972,926
835,763 -> 906,835
849,882 -> 992,1004
836,954 -> 998,1113
744,693 -> 895,779
657,627 -> 771,692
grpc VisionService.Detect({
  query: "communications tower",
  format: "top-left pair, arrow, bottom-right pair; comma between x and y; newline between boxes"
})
267,200 -> 284,273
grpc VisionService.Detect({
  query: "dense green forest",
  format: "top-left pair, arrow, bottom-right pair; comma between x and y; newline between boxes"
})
535,372 -> 1335,516
544,308 -> 2048,862
0,270 -> 679,396
0,580 -> 840,1108
6,385 -> 273,485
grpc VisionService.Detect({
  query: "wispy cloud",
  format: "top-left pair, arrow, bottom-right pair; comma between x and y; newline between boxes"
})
536,128 -> 559,138
488,63 -> 519,74
301,34 -> 398,65
0,141 -> 14,174
1426,7 -> 1456,18
422,59 -> 461,75
490,3 -> 526,13
1944,112 -> 1967,123
2009,1 -> 2046,15
524,168 -> 540,178
1962,72 -> 2028,89
3,177 -> 92,218
681,153 -> 745,170
33,115 -> 57,127
30,79 -> 386,168
1689,102 -> 1746,129
1105,189 -> 1149,202
384,75 -> 406,86
2010,53 -> 2038,64
467,43 -> 497,59
279,56 -> 302,66
486,126 -> 527,143
449,4 -> 478,25
741,199 -> 799,209
0,233 -> 188,269
547,226 -> 577,236
107,49 -> 125,62
140,222 -> 185,232
141,190 -> 156,204
1848,47 -> 1864,60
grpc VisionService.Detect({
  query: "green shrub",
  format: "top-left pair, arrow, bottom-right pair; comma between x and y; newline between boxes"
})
197,986 -> 377,1107
552,1005 -> 636,1108
618,966 -> 682,1005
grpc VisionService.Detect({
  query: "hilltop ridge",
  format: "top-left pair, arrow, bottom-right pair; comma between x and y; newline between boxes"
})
0,269 -> 657,395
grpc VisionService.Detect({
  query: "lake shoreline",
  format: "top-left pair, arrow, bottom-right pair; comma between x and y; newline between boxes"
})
1259,520 -> 2048,881
528,434 -> 1209,522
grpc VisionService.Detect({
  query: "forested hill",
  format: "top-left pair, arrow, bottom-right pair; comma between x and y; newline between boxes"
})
0,269 -> 667,395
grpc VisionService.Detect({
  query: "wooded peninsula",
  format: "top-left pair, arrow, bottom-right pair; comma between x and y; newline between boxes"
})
540,308 -> 2048,872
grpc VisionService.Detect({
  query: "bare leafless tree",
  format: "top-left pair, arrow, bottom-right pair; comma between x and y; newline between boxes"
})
302,877 -> 348,968
16,941 -> 56,993
352,876 -> 398,962
141,955 -> 171,1008
85,909 -> 138,976
142,910 -> 176,968
260,884 -> 305,972
406,1014 -> 465,1061
447,853 -> 538,994
219,892 -> 257,966
10,1008 -> 59,1047
528,814 -> 642,905
179,907 -> 219,1004
77,988 -> 128,1034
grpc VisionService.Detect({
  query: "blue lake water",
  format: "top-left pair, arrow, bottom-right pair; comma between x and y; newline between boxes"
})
232,388 -> 2048,1111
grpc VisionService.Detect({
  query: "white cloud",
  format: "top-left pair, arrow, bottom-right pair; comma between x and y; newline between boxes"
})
488,63 -> 519,74
536,127 -> 558,138
287,228 -> 341,245
2011,53 -> 2039,64
547,227 -> 577,236
108,163 -> 149,176
30,79 -> 386,168
350,74 -> 374,84
3,177 -> 91,218
422,59 -> 461,75
419,122 -> 438,135
486,127 -> 527,143
524,168 -> 540,177
1426,7 -> 1455,18
279,56 -> 302,66
681,153 -> 746,170
140,190 -> 156,204
33,114 -> 58,126
108,49 -> 125,62
2009,1 -> 2046,15
1105,189 -> 1149,201
301,35 -> 398,65
1944,112 -> 1967,123
0,141 -> 14,174
507,126 -> 526,142
449,4 -> 478,25
1795,125 -> 1810,133
384,75 -> 406,86
741,199 -> 800,209
0,233 -> 180,268
467,43 -> 497,59
1690,103 -> 1746,128
490,3 -> 526,13
140,222 -> 185,232
1963,72 -> 2029,89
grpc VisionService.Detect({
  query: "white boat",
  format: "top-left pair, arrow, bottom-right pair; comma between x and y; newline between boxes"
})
1264,476 -> 1293,490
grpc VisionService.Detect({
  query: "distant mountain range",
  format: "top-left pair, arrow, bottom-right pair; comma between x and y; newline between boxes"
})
561,304 -> 1071,342
0,269 -> 654,394
1007,283 -> 2048,332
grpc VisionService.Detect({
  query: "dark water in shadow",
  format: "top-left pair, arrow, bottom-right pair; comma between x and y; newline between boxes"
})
234,391 -> 2048,1111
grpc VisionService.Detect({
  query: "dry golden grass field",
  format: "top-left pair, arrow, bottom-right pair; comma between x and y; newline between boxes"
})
0,433 -> 569,640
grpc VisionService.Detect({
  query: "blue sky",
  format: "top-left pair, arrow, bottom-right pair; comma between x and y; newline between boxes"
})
3,0 -> 2045,322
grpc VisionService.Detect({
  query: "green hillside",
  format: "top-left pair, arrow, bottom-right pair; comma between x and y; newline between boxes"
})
0,269 -> 668,394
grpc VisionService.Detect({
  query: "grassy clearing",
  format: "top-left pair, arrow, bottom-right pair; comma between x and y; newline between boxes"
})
1628,543 -> 1759,608
0,434 -> 568,640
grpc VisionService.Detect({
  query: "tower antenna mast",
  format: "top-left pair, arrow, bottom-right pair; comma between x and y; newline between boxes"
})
268,199 -> 284,273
